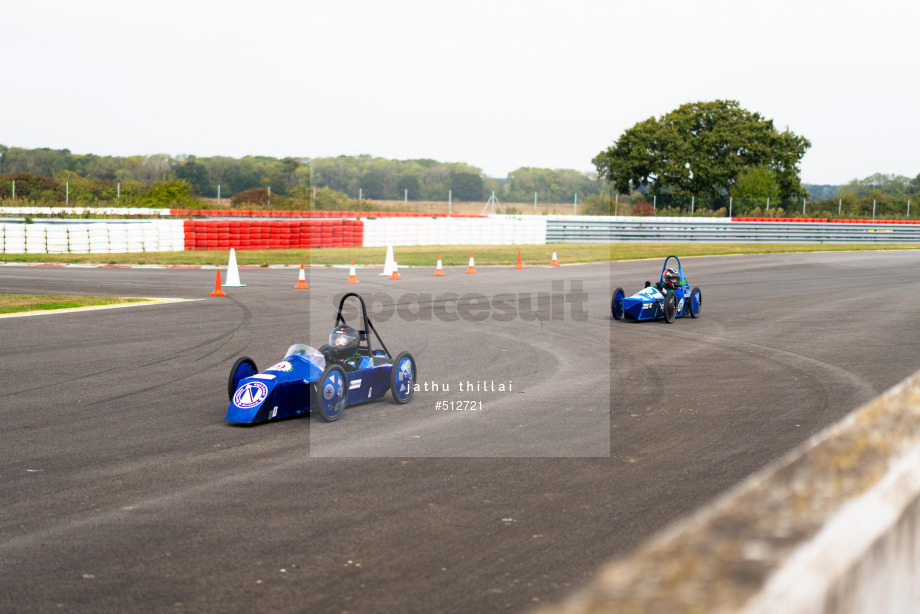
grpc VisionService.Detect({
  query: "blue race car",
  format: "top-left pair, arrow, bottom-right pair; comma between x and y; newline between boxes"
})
226,292 -> 417,424
611,255 -> 701,323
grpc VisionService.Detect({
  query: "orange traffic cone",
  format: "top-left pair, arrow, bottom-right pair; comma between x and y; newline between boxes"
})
549,249 -> 560,267
465,253 -> 477,274
389,260 -> 402,280
294,264 -> 309,289
434,256 -> 446,277
346,260 -> 360,284
514,250 -> 524,269
210,269 -> 226,296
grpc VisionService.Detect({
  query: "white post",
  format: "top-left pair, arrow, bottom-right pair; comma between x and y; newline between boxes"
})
653,195 -> 656,211
117,181 -> 120,205
838,198 -> 842,216
448,190 -> 452,215
574,193 -> 577,215
268,186 -> 271,207
534,192 -> 537,214
615,193 -> 618,216
404,189 -> 408,205
66,181 -> 69,205
873,199 -> 876,220
729,196 -> 733,218
908,200 -> 911,217
803,198 -> 806,214
766,197 -> 770,211
359,188 -> 362,200
691,195 -> 694,214
218,184 -> 221,206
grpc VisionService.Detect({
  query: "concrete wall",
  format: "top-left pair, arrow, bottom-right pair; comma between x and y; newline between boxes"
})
539,370 -> 920,614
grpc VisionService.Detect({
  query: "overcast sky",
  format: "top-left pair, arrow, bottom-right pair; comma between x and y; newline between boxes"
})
2,0 -> 918,184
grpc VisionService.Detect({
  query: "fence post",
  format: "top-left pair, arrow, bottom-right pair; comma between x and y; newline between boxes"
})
268,186 -> 271,207
838,198 -> 842,216
729,196 -> 732,219
766,197 -> 769,211
449,190 -> 452,215
909,200 -> 911,218
691,195 -> 694,214
534,192 -> 537,214
117,182 -> 120,205
404,189 -> 408,205
803,198 -> 806,214
218,184 -> 221,206
873,200 -> 876,220
615,193 -> 618,216
359,188 -> 362,200
574,193 -> 577,215
66,181 -> 69,205
653,195 -> 656,211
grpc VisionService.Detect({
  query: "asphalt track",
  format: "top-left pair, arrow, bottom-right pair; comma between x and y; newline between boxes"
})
2,250 -> 919,613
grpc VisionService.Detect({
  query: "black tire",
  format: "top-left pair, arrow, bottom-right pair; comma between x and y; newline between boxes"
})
689,287 -> 702,318
390,351 -> 417,404
228,357 -> 258,400
315,364 -> 348,422
663,291 -> 677,323
611,287 -> 625,320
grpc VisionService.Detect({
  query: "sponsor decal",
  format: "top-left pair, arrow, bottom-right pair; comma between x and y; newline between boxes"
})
267,361 -> 293,372
251,373 -> 276,380
323,382 -> 336,400
677,299 -> 684,312
349,378 -> 362,390
368,387 -> 373,398
233,382 -> 268,409
271,406 -> 278,418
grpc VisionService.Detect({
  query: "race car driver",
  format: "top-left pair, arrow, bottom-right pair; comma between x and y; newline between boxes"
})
323,324 -> 363,371
656,267 -> 682,294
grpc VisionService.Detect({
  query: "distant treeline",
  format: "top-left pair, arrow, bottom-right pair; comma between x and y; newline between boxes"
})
0,146 -> 601,204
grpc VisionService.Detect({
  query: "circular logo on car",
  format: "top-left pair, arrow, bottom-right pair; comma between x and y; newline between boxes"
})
267,361 -> 293,372
233,382 -> 268,409
323,382 -> 336,400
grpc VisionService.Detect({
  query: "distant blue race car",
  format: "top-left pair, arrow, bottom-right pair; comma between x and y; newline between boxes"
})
611,255 -> 701,323
226,292 -> 417,424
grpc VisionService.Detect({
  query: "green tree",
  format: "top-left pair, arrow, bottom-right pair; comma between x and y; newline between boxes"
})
449,171 -> 483,201
730,166 -> 780,199
839,173 -> 912,198
595,100 -> 810,201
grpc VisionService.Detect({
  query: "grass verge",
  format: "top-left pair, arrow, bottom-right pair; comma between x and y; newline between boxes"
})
0,294 -> 151,315
0,243 -> 917,268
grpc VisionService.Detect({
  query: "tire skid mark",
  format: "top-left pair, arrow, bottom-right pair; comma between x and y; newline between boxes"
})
0,298 -> 253,400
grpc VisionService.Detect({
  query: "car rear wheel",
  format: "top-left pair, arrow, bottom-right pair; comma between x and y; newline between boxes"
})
611,287 -> 625,320
390,352 -> 416,404
315,364 -> 348,422
690,287 -> 702,318
663,291 -> 678,323
228,357 -> 258,400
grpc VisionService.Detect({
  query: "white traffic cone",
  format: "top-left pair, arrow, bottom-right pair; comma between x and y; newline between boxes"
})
380,245 -> 397,276
224,248 -> 246,286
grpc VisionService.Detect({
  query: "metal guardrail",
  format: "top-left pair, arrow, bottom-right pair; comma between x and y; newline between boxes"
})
546,219 -> 920,243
